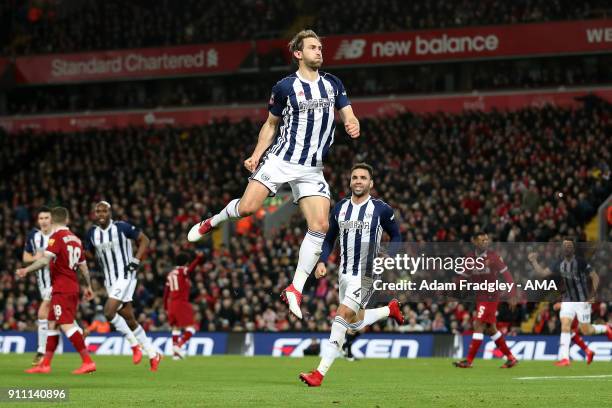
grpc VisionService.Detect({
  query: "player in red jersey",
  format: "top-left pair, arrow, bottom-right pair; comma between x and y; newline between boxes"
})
454,231 -> 518,369
16,207 -> 96,375
163,251 -> 204,359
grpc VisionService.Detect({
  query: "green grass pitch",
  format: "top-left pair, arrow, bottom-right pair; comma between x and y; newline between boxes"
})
1,355 -> 611,407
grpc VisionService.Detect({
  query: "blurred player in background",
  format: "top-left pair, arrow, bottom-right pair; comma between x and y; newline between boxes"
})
553,303 -> 595,364
188,29 -> 360,320
86,201 -> 162,371
454,231 -> 518,369
164,251 -> 204,359
22,206 -> 54,366
299,164 -> 404,387
529,239 -> 612,366
17,207 -> 96,374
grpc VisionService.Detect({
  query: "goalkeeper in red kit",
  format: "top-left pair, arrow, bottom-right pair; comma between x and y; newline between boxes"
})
164,251 -> 204,359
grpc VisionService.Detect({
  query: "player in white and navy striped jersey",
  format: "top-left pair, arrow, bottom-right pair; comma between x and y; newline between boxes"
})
85,201 -> 162,371
299,164 -> 405,387
188,30 -> 361,320
22,207 -> 53,365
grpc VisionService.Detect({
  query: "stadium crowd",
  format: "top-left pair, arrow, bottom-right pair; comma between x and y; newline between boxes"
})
5,55 -> 611,116
1,103 -> 611,334
2,0 -> 609,56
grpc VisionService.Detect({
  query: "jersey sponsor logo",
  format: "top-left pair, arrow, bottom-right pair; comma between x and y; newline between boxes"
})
297,98 -> 334,113
339,220 -> 371,231
96,241 -> 114,251
334,39 -> 367,60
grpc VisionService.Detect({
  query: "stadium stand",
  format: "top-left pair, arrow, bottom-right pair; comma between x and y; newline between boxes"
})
2,103 -> 610,332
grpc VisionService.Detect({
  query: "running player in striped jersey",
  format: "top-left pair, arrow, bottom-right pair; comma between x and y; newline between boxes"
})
163,251 -> 204,359
85,201 -> 161,371
299,163 -> 404,387
528,239 -> 612,366
188,29 -> 360,320
23,206 -> 53,366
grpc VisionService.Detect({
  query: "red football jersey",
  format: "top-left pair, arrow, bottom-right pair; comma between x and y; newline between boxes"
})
166,266 -> 191,302
165,255 -> 203,303
45,227 -> 85,294
467,249 -> 509,300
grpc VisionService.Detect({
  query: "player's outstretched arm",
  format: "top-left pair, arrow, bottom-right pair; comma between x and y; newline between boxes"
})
244,113 -> 280,173
16,254 -> 51,278
338,105 -> 360,138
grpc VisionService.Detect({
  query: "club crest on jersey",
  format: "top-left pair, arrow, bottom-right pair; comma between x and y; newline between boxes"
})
48,239 -> 55,246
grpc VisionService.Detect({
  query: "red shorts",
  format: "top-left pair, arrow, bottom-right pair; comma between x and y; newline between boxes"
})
475,301 -> 498,324
48,292 -> 79,324
167,300 -> 194,328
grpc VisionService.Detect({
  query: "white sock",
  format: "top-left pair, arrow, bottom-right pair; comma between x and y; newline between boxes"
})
37,319 -> 48,354
559,332 -> 571,360
211,199 -> 241,227
350,306 -> 390,331
133,325 -> 157,358
592,324 -> 607,334
110,315 -> 139,347
292,230 -> 325,292
490,331 -> 502,341
317,316 -> 349,375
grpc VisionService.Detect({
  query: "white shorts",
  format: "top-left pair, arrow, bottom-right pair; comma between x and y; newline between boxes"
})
339,275 -> 373,313
559,302 -> 591,323
106,279 -> 137,303
39,286 -> 52,301
250,154 -> 330,204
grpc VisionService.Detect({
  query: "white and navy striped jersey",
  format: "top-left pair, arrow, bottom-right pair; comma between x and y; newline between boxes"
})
85,221 -> 140,285
550,257 -> 592,302
24,229 -> 52,289
321,196 -> 401,277
267,71 -> 350,167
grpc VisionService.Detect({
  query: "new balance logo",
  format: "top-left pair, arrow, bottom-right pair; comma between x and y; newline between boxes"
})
334,39 -> 367,60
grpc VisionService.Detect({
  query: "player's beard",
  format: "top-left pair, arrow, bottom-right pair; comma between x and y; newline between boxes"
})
352,187 -> 368,197
304,56 -> 322,70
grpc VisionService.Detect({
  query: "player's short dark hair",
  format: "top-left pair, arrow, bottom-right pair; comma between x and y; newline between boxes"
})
288,29 -> 321,63
471,229 -> 488,239
351,163 -> 374,179
37,206 -> 51,215
51,207 -> 69,224
176,252 -> 190,266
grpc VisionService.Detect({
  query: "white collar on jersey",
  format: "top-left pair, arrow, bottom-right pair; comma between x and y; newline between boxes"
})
350,195 -> 371,207
296,70 -> 320,84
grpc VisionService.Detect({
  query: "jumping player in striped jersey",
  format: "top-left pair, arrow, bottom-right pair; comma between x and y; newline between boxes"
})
23,207 -> 54,366
85,201 -> 162,371
299,163 -> 404,387
188,29 -> 361,320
